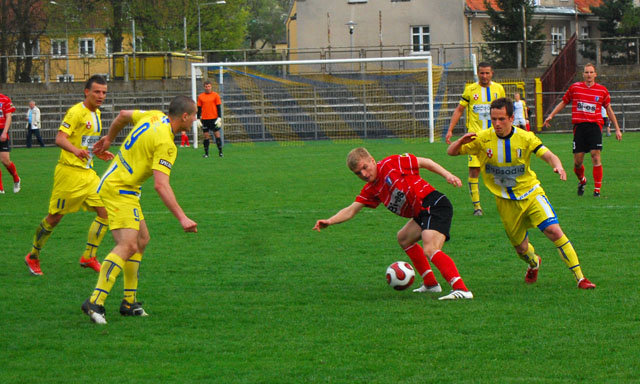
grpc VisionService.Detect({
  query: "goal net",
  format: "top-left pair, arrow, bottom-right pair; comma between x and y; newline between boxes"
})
190,56 -> 450,147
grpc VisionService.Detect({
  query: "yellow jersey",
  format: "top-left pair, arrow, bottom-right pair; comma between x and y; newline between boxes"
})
98,110 -> 177,194
58,102 -> 103,169
459,127 -> 549,200
459,82 -> 506,132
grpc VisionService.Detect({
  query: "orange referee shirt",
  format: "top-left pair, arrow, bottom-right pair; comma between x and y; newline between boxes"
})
197,91 -> 221,119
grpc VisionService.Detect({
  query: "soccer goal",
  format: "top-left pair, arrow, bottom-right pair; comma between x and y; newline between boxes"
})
190,56 -> 449,147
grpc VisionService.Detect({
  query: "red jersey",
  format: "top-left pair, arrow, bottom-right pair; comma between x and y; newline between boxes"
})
355,153 -> 435,218
0,93 -> 16,130
562,82 -> 610,128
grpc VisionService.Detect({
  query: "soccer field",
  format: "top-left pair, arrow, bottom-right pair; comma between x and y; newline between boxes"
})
1,133 -> 638,383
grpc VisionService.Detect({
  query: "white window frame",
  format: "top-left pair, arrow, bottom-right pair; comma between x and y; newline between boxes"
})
551,26 -> 566,55
79,38 -> 95,57
51,39 -> 67,57
105,37 -> 113,57
411,25 -> 430,54
580,26 -> 590,51
58,74 -> 74,82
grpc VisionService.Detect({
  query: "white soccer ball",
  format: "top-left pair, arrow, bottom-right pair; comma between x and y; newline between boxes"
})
386,261 -> 415,291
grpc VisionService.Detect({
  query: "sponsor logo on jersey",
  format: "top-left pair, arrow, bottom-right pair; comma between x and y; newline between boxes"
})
576,101 -> 596,114
159,159 -> 172,169
386,189 -> 406,214
486,148 -> 493,158
486,163 -> 525,188
595,96 -> 600,102
385,175 -> 393,186
62,122 -> 70,128
86,121 -> 92,130
473,94 -> 479,100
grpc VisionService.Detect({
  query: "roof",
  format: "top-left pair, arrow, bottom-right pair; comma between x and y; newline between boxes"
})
465,0 -> 604,14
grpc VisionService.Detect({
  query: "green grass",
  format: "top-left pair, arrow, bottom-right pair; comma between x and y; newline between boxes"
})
1,133 -> 639,383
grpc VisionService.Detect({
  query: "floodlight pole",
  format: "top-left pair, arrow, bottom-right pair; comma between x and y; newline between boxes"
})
198,0 -> 226,55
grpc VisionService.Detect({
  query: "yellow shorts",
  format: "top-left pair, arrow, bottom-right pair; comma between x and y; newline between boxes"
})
48,164 -> 103,215
468,154 -> 481,168
495,189 -> 559,246
98,184 -> 145,230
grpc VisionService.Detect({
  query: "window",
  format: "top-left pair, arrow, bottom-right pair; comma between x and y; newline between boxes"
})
551,26 -> 566,55
58,74 -> 74,82
16,41 -> 39,57
30,75 -> 41,83
51,39 -> 67,57
580,26 -> 590,51
105,38 -> 113,56
79,38 -> 95,56
411,26 -> 430,53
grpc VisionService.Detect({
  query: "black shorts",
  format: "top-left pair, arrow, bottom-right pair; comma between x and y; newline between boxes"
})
573,122 -> 602,153
0,138 -> 10,152
413,190 -> 453,241
202,119 -> 220,133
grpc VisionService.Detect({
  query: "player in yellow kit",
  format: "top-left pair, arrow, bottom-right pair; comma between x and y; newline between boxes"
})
81,96 -> 198,324
24,75 -> 114,276
446,62 -> 505,216
447,97 -> 596,290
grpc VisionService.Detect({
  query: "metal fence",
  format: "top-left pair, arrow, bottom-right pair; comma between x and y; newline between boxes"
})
7,85 -> 639,148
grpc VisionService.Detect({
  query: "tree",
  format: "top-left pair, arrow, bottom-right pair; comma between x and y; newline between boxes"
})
11,0 -> 48,82
582,0 -> 640,64
246,0 -> 288,50
480,0 -> 545,68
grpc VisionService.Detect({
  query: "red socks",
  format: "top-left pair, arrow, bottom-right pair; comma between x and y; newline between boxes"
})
403,244 -> 438,286
430,250 -> 468,291
574,165 -> 586,184
593,165 -> 603,193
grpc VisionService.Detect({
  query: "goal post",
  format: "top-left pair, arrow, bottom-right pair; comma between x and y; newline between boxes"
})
190,56 -> 441,147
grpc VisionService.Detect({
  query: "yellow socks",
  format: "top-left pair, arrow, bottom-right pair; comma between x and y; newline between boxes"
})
554,235 -> 584,281
518,243 -> 540,268
81,216 -> 109,260
468,177 -> 481,210
30,218 -> 54,258
123,253 -> 143,304
90,253 -> 125,306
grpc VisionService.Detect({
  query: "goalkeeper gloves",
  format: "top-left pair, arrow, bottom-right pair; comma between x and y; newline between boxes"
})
196,119 -> 203,129
215,117 -> 222,128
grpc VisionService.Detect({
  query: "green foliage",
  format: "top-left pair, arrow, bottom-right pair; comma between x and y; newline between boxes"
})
1,134 -> 639,382
582,0 -> 640,65
481,0 -> 545,68
246,0 -> 289,49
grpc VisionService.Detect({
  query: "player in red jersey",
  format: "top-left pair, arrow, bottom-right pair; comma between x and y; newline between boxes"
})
543,63 -> 622,197
0,93 -> 21,194
313,148 -> 473,300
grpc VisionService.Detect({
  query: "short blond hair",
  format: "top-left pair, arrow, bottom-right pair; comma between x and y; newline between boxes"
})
584,63 -> 597,72
347,147 -> 372,171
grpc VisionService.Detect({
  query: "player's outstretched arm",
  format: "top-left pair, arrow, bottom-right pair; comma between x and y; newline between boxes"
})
417,157 -> 462,187
540,151 -> 566,181
153,170 -> 198,233
313,202 -> 365,231
447,132 -> 477,156
94,110 -> 135,156
543,100 -> 567,128
445,104 -> 465,144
